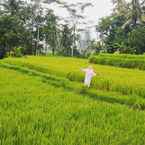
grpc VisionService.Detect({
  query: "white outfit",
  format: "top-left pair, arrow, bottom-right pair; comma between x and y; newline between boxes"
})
82,68 -> 96,87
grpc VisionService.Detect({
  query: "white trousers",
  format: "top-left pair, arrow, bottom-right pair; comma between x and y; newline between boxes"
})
84,75 -> 92,87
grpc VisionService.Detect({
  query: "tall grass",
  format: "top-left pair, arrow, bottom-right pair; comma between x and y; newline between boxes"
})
0,67 -> 145,145
3,56 -> 145,98
89,54 -> 145,70
1,62 -> 145,109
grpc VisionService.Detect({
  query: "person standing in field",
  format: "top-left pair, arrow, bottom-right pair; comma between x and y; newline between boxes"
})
81,65 -> 96,88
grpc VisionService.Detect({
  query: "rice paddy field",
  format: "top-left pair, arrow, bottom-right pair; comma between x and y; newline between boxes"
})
3,56 -> 145,97
89,54 -> 145,70
0,56 -> 145,145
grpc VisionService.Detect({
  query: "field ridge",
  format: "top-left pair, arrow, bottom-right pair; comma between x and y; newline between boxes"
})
3,56 -> 145,98
1,62 -> 145,111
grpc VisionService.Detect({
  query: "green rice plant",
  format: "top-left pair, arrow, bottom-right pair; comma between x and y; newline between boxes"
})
0,67 -> 145,145
1,61 -> 145,110
89,54 -> 145,70
3,56 -> 145,98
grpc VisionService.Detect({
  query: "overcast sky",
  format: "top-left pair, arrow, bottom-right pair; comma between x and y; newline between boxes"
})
42,0 -> 113,39
66,0 -> 112,22
48,0 -> 113,27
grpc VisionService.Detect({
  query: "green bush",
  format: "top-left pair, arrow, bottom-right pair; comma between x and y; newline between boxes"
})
66,72 -> 84,82
13,47 -> 23,57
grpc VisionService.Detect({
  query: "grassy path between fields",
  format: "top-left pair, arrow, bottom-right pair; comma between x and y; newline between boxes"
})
1,62 -> 145,111
3,56 -> 145,98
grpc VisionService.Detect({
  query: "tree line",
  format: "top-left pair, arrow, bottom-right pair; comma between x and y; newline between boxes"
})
97,0 -> 145,54
0,0 -> 76,58
1,0 -> 145,58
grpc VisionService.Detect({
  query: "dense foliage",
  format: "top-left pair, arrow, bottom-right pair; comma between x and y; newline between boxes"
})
97,0 -> 145,54
0,0 -> 74,57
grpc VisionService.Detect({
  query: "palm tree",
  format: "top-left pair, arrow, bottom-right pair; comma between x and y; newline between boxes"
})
0,0 -> 25,16
112,0 -> 129,15
31,0 -> 62,55
59,2 -> 93,56
121,0 -> 145,29
132,0 -> 142,25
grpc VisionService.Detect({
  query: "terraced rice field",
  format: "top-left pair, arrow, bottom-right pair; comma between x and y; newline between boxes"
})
0,56 -> 145,145
3,56 -> 145,97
